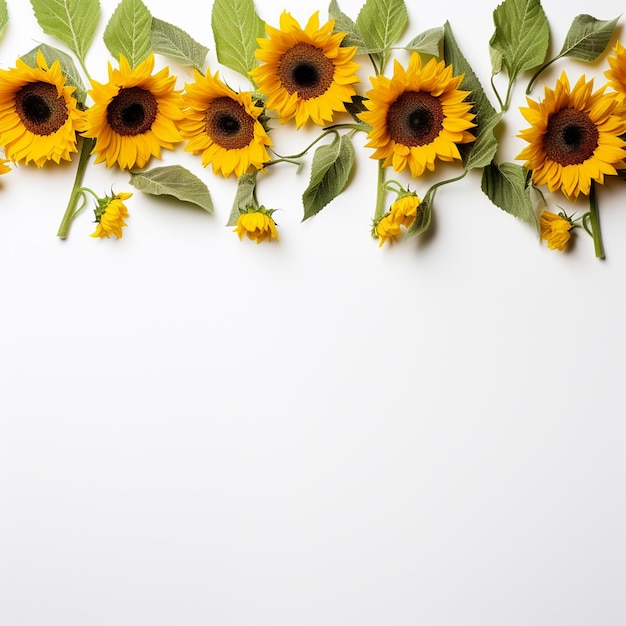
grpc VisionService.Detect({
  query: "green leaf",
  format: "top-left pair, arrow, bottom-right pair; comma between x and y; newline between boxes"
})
30,0 -> 100,63
211,0 -> 265,79
356,0 -> 408,71
489,0 -> 549,82
151,18 -> 208,71
328,0 -> 367,50
443,22 -> 500,171
227,172 -> 258,226
0,0 -> 8,37
481,162 -> 539,232
21,43 -> 88,106
558,14 -> 620,62
406,188 -> 434,237
405,27 -> 444,57
302,134 -> 355,221
129,166 -> 214,214
103,0 -> 152,69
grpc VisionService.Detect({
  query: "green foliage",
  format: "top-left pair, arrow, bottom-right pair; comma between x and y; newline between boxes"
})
558,14 -> 620,61
30,0 -> 100,64
227,173 -> 258,226
481,162 -> 539,232
302,134 -> 355,221
103,0 -> 152,69
356,0 -> 408,72
443,22 -> 500,171
21,43 -> 88,106
0,0 -> 8,37
405,27 -> 444,57
328,0 -> 367,50
211,0 -> 265,79
151,18 -> 208,71
489,0 -> 549,81
130,166 -> 214,214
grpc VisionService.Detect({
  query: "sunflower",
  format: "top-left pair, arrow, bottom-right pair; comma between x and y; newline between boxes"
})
604,41 -> 626,100
90,191 -> 132,239
82,54 -> 183,170
0,158 -> 10,175
517,73 -> 626,200
0,50 -> 85,167
181,70 -> 272,178
250,11 -> 360,128
373,193 -> 420,246
359,52 -> 476,177
233,207 -> 279,244
540,211 -> 573,251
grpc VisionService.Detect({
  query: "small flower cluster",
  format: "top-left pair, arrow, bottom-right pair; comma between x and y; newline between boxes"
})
0,0 -> 625,260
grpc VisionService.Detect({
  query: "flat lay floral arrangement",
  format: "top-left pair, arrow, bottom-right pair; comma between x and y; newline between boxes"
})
0,0 -> 624,258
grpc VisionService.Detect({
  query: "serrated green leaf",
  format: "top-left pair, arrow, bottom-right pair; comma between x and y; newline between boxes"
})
0,0 -> 8,37
302,134 -> 355,220
489,0 -> 549,82
489,44 -> 504,76
328,0 -> 367,50
21,44 -> 87,106
405,27 -> 444,57
481,162 -> 538,231
356,0 -> 408,72
227,172 -> 258,226
443,22 -> 500,171
103,0 -> 152,69
129,166 -> 213,213
211,0 -> 264,79
406,188 -> 434,237
151,18 -> 208,71
558,14 -> 620,62
30,0 -> 99,63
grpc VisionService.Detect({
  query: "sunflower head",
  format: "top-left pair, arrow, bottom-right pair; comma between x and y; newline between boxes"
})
540,210 -> 574,251
373,191 -> 421,246
82,54 -> 183,170
0,50 -> 85,167
233,206 -> 279,244
605,41 -> 626,100
90,191 -> 132,239
181,70 -> 272,178
250,11 -> 360,128
517,72 -> 626,200
359,52 -> 476,177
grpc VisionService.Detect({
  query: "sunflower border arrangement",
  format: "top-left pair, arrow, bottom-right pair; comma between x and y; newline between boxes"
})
0,0 -> 624,260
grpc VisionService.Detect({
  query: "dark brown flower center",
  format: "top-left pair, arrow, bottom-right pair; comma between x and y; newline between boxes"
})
544,108 -> 599,166
386,91 -> 444,147
15,82 -> 68,135
277,42 -> 335,100
205,97 -> 255,149
107,86 -> 158,136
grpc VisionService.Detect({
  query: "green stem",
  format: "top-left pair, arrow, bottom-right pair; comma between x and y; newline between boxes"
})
526,56 -> 560,94
588,181 -> 605,259
271,129 -> 339,161
490,75 -> 505,112
503,77 -> 514,112
56,137 -> 95,239
374,160 -> 387,221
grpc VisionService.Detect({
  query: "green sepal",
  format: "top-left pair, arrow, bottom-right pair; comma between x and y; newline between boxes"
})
30,0 -> 100,65
302,133 -> 355,221
405,188 -> 434,237
443,22 -> 500,171
356,0 -> 408,72
211,0 -> 265,79
151,17 -> 209,72
129,166 -> 214,214
405,27 -> 444,58
227,172 -> 258,226
489,0 -> 549,81
481,162 -> 539,233
558,14 -> 620,62
21,43 -> 88,107
103,0 -> 153,70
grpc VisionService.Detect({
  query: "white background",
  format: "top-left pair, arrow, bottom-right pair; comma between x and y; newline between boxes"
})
1,0 -> 625,624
